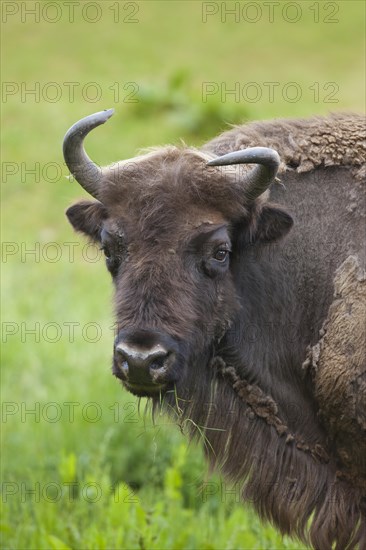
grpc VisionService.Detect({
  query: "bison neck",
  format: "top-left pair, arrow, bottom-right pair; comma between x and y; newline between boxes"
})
218,234 -> 322,443
160,240 -> 364,548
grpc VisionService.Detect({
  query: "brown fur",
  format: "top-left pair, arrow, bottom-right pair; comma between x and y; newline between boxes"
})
303,255 -> 366,489
203,112 -> 366,180
66,113 -> 366,550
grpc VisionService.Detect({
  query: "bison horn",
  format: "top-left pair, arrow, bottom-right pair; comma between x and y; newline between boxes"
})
207,147 -> 280,200
63,109 -> 115,198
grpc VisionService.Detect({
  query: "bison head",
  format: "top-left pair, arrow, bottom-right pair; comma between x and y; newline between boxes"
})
64,110 -> 293,398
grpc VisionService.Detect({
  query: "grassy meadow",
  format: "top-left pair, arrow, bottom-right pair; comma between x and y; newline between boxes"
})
1,1 -> 364,548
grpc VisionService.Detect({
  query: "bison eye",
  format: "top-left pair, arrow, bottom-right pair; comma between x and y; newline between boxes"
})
100,245 -> 122,277
213,249 -> 229,262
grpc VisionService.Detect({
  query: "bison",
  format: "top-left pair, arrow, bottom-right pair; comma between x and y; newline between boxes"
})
63,109 -> 365,549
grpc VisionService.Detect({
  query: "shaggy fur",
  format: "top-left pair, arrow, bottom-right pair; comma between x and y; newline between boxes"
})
203,112 -> 366,180
303,255 -> 366,489
66,113 -> 366,550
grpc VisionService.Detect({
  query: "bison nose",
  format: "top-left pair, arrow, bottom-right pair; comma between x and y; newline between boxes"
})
114,342 -> 170,384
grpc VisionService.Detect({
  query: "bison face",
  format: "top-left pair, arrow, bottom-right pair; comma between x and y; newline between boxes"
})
67,195 -> 240,397
66,152 -> 292,399
64,111 -> 292,398
110,220 -> 239,398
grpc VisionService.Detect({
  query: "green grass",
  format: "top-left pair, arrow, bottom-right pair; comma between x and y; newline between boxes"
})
1,1 -> 364,548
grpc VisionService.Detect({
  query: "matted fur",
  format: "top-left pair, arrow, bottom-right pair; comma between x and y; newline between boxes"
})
66,113 -> 366,550
304,255 -> 366,490
203,112 -> 365,180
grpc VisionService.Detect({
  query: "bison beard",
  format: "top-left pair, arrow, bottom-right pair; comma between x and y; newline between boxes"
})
64,110 -> 366,550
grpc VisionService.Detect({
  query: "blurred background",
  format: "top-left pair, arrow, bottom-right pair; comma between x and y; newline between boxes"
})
1,1 -> 365,548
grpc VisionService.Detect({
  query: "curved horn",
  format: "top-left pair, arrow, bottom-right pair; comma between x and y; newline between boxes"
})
63,109 -> 115,198
207,147 -> 280,201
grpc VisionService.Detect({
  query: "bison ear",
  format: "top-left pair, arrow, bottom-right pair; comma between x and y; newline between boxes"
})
66,200 -> 108,242
252,204 -> 294,243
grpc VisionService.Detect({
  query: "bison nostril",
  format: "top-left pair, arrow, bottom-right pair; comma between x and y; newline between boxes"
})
119,359 -> 129,374
115,347 -> 129,368
149,355 -> 168,371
